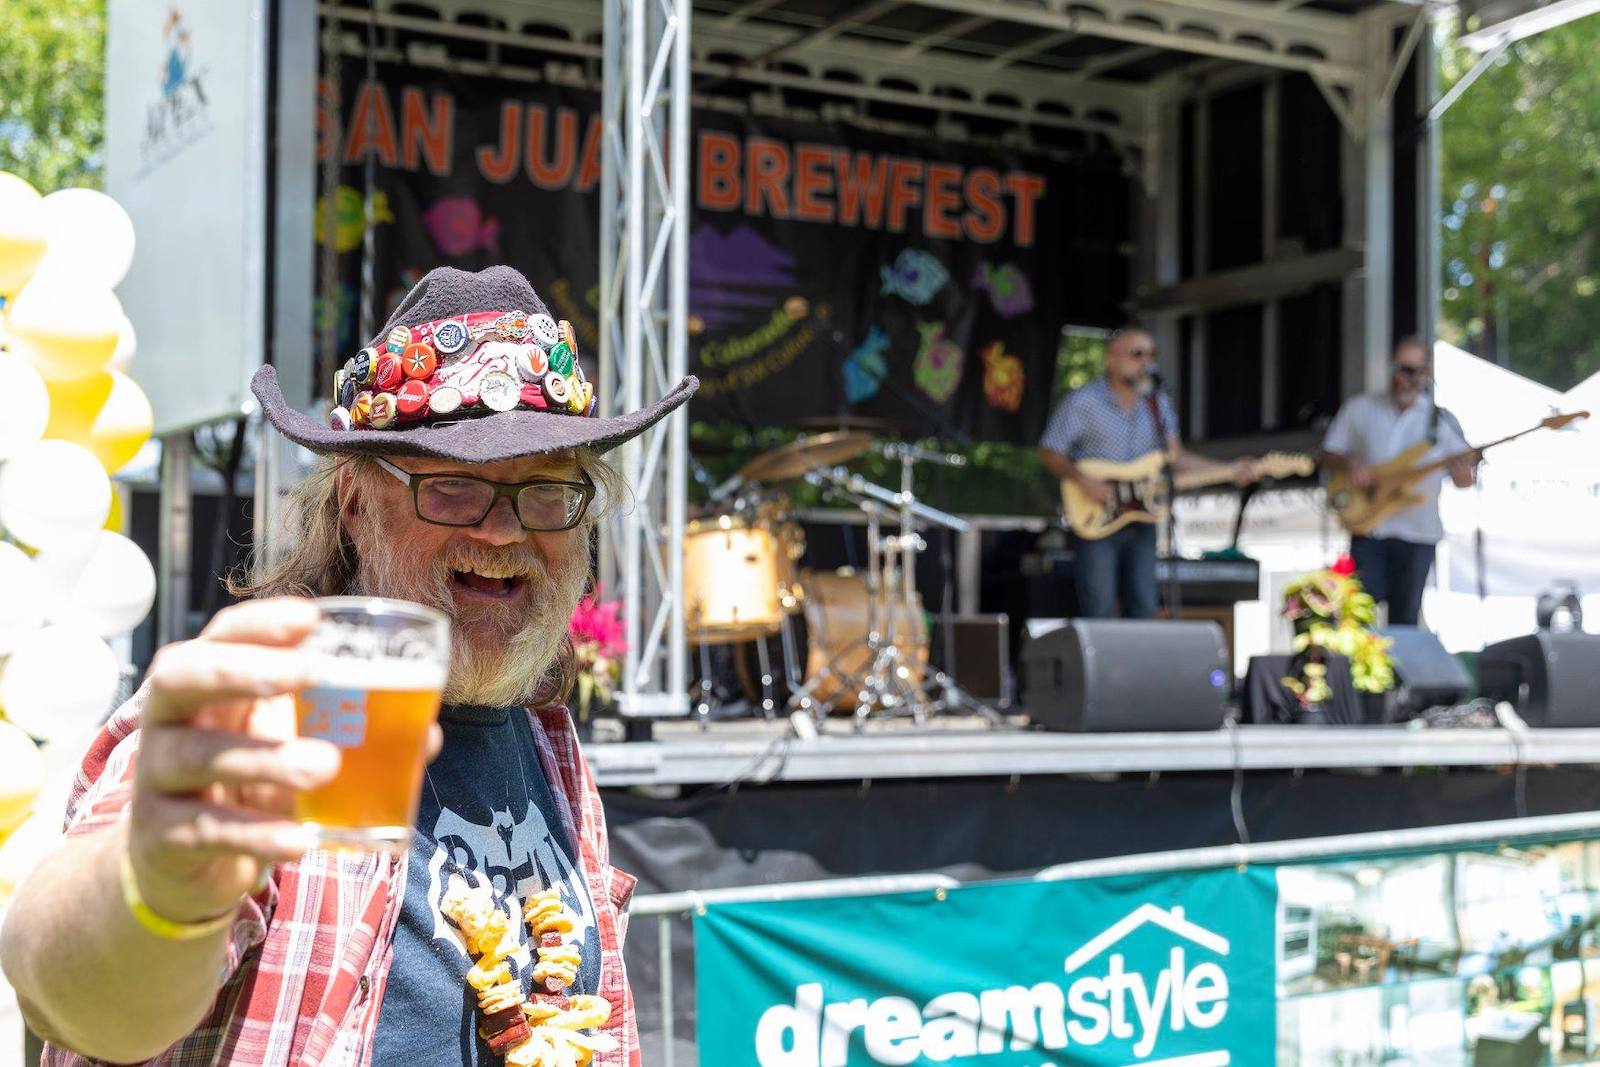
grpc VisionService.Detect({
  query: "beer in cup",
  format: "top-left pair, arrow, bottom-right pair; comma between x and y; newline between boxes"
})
294,597 -> 449,852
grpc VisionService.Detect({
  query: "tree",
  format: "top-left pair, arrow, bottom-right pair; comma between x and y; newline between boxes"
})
1439,16 -> 1600,391
0,0 -> 106,191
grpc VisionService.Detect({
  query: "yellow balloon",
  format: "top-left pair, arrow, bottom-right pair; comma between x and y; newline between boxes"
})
105,482 -> 126,532
43,371 -> 153,472
0,173 -> 48,296
6,278 -> 123,381
0,722 -> 43,837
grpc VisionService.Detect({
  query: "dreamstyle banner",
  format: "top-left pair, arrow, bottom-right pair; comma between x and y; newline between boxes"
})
696,834 -> 1600,1064
316,61 -> 1131,443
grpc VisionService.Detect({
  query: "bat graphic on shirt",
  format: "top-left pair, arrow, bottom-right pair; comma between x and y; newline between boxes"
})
423,800 -> 599,961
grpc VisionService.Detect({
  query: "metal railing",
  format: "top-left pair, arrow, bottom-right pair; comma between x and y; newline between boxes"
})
625,811 -> 1600,1064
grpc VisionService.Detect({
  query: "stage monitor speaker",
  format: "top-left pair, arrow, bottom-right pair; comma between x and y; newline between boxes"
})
929,614 -> 1011,708
1378,626 -> 1472,720
1479,631 -> 1600,727
1020,619 -> 1230,732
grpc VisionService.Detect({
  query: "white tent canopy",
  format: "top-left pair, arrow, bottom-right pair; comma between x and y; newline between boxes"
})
1430,342 -> 1600,649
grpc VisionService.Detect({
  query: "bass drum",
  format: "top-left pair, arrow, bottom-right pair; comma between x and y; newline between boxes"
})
742,572 -> 934,713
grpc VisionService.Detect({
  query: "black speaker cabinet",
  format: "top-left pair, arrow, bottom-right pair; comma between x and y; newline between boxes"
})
1021,619 -> 1230,732
1378,626 -> 1472,719
1479,631 -> 1600,727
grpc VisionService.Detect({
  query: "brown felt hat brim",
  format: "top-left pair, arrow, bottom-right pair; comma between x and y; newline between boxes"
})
252,365 -> 698,462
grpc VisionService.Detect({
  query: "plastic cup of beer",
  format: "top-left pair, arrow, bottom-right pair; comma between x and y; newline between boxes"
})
293,597 -> 449,853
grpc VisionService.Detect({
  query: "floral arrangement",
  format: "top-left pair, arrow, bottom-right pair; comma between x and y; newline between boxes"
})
1280,555 -> 1396,707
569,587 -> 625,720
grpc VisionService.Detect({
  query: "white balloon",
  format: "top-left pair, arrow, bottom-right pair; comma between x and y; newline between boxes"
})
34,189 -> 137,290
0,624 -> 120,740
49,531 -> 156,637
0,351 -> 49,461
109,313 -> 138,373
0,543 -> 47,655
0,439 -> 111,549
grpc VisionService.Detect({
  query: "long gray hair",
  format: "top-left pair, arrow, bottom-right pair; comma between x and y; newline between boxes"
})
230,448 -> 628,709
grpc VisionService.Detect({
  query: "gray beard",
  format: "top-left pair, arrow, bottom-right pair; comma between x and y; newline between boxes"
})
349,521 -> 589,708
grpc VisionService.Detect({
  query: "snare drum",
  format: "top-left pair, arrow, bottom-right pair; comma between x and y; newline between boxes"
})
683,515 -> 784,642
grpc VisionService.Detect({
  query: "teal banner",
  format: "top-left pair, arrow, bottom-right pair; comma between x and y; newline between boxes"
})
696,833 -> 1600,1065
695,867 -> 1278,1067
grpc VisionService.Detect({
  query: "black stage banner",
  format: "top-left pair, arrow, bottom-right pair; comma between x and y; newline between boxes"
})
315,62 -> 1130,442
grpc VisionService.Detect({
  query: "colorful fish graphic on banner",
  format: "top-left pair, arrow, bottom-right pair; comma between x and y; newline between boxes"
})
880,249 -> 949,306
981,341 -> 1025,412
914,322 -> 964,403
973,261 -> 1035,318
844,326 -> 891,404
315,186 -> 395,253
422,195 -> 502,257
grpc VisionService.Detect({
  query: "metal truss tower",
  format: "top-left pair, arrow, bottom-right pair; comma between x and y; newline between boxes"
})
599,0 -> 692,717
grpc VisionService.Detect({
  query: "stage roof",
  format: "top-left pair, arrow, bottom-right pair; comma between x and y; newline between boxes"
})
327,0 -> 1430,146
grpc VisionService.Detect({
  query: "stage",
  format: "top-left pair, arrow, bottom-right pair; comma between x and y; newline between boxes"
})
587,716 -> 1600,788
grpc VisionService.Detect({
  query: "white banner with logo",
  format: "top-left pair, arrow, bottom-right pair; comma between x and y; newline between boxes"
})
105,0 -> 269,434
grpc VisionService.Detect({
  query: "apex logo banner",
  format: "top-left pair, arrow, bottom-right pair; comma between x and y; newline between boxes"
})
694,869 -> 1276,1067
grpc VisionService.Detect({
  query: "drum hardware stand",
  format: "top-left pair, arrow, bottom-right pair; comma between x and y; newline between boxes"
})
692,633 -> 780,729
788,449 -> 1003,731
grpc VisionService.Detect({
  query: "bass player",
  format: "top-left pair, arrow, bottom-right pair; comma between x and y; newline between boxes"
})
1321,337 -> 1479,627
1038,326 -> 1255,619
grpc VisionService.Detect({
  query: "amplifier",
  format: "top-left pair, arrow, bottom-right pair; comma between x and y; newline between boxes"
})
1021,619 -> 1230,732
1479,631 -> 1600,727
929,613 -> 1011,708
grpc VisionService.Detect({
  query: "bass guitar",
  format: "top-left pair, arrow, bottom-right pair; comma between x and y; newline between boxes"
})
1060,450 -> 1314,540
1327,410 -> 1588,535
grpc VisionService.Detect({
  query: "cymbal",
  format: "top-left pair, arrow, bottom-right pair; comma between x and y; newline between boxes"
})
738,430 -> 877,483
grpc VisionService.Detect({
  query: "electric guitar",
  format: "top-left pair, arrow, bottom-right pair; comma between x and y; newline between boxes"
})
1327,410 -> 1589,535
1060,451 -> 1315,540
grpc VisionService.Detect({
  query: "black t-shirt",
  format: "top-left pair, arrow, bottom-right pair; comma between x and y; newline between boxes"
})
373,704 -> 602,1063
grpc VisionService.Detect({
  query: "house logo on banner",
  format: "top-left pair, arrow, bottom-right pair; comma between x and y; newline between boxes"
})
752,904 -> 1236,1066
139,7 -> 214,176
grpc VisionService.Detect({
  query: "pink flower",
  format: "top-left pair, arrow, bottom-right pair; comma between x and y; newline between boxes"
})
1331,555 -> 1357,577
570,585 -> 627,659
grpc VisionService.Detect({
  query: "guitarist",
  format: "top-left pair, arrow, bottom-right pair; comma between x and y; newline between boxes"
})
1039,326 -> 1255,619
1321,338 -> 1479,626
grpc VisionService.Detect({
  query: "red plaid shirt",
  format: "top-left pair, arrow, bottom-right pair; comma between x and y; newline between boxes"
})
40,685 -> 640,1067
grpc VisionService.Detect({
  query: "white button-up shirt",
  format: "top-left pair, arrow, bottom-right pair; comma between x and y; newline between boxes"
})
1322,392 -> 1469,545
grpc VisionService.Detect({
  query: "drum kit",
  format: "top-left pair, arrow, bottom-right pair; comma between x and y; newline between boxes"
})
682,425 -> 1000,733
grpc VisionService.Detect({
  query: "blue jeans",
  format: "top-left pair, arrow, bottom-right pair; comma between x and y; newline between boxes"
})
1349,534 -> 1437,627
1072,523 -> 1159,619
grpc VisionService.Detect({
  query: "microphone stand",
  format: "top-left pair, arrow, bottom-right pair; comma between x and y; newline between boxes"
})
1147,372 -> 1182,620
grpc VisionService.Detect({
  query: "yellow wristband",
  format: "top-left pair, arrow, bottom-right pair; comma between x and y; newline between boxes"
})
120,852 -> 238,942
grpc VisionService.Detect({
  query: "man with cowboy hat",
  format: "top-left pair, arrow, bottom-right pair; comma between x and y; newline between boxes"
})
2,266 -> 696,1066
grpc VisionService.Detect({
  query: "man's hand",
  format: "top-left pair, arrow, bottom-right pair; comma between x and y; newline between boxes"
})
1447,449 -> 1481,488
1076,475 -> 1114,507
129,599 -> 338,923
1346,459 -> 1377,489
1231,459 -> 1260,487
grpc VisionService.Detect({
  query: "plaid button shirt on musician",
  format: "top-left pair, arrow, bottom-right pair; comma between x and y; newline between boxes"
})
41,691 -> 639,1067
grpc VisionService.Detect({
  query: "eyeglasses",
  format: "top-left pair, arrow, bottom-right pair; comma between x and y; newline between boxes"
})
1393,364 -> 1430,379
372,456 -> 595,531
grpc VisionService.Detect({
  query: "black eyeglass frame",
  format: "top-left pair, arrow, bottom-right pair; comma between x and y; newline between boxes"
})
1392,363 -> 1431,379
371,455 -> 596,531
